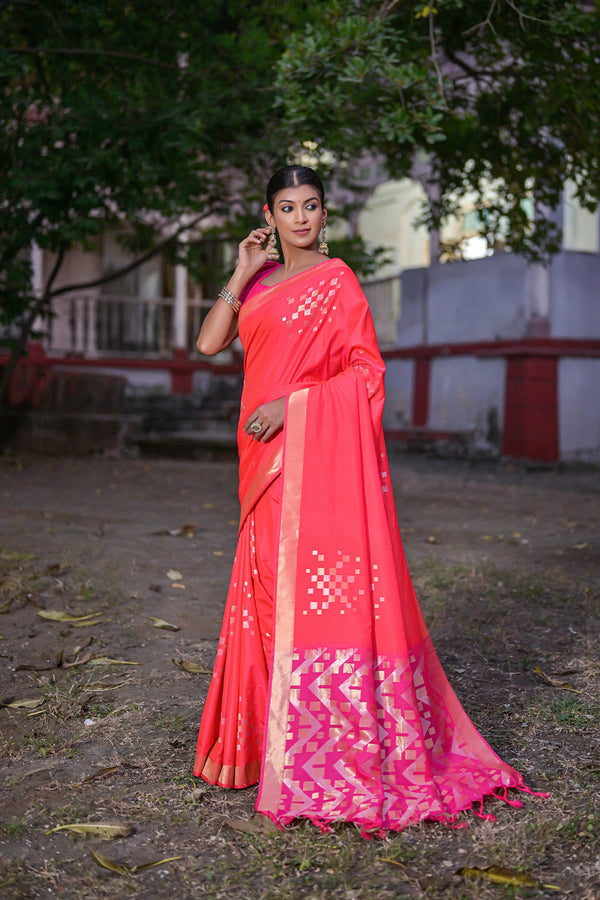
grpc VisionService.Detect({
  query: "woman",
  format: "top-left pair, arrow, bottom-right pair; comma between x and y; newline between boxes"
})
193,165 -> 539,833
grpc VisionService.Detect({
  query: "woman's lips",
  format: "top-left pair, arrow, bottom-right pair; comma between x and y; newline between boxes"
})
293,229 -> 311,235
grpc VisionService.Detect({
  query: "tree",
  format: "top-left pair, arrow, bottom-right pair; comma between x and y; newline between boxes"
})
274,0 -> 600,260
0,0 -> 316,402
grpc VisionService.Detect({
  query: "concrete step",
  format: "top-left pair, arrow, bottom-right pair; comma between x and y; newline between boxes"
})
134,425 -> 238,461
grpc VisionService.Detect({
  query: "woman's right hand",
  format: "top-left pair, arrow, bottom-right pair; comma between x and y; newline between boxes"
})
237,227 -> 272,274
196,226 -> 272,357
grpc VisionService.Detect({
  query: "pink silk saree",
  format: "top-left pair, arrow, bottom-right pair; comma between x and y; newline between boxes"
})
194,258 -> 534,832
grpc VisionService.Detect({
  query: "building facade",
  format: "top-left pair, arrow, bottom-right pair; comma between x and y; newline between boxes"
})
5,180 -> 600,462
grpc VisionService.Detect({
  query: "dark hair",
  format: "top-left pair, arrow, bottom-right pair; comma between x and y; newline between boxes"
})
265,165 -> 325,212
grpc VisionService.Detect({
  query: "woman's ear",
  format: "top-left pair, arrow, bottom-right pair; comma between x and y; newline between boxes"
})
263,203 -> 273,229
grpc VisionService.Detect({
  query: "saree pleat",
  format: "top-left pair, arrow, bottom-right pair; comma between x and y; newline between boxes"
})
193,483 -> 281,788
195,258 -> 534,830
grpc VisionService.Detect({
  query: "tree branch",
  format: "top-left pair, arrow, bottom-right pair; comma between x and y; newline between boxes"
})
464,0 -> 499,36
47,213 -> 209,300
0,203 -> 228,404
428,8 -> 446,104
444,48 -> 499,85
503,0 -> 545,27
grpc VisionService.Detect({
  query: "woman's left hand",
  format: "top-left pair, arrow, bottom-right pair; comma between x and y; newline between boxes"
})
243,398 -> 286,443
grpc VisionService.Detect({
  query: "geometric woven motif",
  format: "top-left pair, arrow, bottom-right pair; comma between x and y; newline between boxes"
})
271,642 -> 516,831
303,549 -> 365,615
281,277 -> 340,336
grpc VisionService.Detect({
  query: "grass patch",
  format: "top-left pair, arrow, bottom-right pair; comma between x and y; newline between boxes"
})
535,695 -> 600,729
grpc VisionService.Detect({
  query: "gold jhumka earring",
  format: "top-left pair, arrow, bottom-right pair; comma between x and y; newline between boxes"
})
318,219 -> 329,255
267,226 -> 280,260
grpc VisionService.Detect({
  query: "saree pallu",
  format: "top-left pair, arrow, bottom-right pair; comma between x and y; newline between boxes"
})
194,259 -> 533,831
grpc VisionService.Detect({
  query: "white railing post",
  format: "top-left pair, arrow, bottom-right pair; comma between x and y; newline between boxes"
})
74,295 -> 86,353
174,264 -> 188,351
31,242 -> 45,342
86,295 -> 98,356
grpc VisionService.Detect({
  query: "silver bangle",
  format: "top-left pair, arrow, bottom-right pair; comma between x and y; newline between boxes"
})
218,287 -> 241,314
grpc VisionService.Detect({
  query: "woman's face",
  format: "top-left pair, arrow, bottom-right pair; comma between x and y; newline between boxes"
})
268,184 -> 325,251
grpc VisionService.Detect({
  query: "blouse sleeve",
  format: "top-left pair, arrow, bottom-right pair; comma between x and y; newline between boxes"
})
239,261 -> 281,305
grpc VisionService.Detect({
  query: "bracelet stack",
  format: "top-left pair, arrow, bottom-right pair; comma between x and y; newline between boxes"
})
218,286 -> 241,314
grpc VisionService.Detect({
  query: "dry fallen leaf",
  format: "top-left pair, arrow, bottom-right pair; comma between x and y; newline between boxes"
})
88,849 -> 131,876
165,569 -> 182,581
37,610 -> 99,624
88,657 -> 140,667
14,660 -> 59,672
62,651 -> 95,669
77,761 -> 141,784
151,523 -> 196,538
1,696 -> 44,709
458,865 -> 560,891
89,848 -> 182,875
44,562 -> 68,576
133,856 -> 183,872
149,617 -> 179,632
71,636 -> 94,655
47,822 -> 132,840
172,658 -> 212,674
170,523 -> 196,537
221,815 -> 279,835
0,573 -> 27,601
532,666 -> 581,693
79,680 -> 130,693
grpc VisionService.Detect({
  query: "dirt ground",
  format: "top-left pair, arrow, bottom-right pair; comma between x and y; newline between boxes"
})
0,452 -> 599,899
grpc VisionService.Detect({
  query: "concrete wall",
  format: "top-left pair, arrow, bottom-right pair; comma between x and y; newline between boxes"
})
382,358 -> 414,429
398,250 -> 600,348
425,255 -> 530,344
382,353 -> 507,446
558,358 -> 600,462
550,253 -> 600,339
363,277 -> 400,348
428,356 -> 505,437
397,268 -> 428,347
